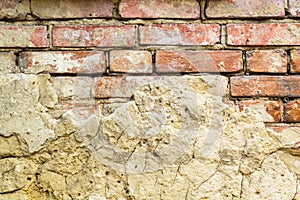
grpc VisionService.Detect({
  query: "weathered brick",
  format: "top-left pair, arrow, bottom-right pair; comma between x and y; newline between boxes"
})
206,0 -> 285,18
291,50 -> 300,73
31,0 -> 113,19
51,77 -> 93,100
0,26 -> 49,48
156,50 -> 242,73
53,25 -> 136,47
0,0 -> 30,19
51,101 -> 97,119
110,50 -> 152,73
20,51 -> 105,74
231,76 -> 300,97
284,100 -> 300,122
0,52 -> 17,73
238,100 -> 282,122
227,23 -> 300,45
289,0 -> 300,16
246,50 -> 287,73
119,0 -> 200,19
139,24 -> 220,46
94,76 -> 151,98
267,126 -> 290,133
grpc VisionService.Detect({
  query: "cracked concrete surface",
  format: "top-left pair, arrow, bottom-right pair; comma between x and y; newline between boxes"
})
0,74 -> 299,199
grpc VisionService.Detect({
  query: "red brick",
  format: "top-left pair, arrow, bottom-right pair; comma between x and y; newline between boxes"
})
0,26 -> 49,47
53,25 -> 136,47
94,76 -> 152,98
139,24 -> 220,46
238,100 -> 282,122
110,50 -> 152,73
31,0 -> 112,19
227,23 -> 300,46
246,50 -> 287,73
0,0 -> 30,19
230,76 -> 300,97
156,50 -> 242,73
0,52 -> 17,73
119,0 -> 200,19
291,50 -> 300,73
206,0 -> 285,18
289,0 -> 300,16
20,51 -> 105,74
284,100 -> 300,122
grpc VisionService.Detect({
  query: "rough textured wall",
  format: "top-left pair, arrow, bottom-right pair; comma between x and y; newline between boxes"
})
0,0 -> 300,199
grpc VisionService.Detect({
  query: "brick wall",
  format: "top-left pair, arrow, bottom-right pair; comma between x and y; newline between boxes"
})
1,0 -> 299,126
1,0 -> 300,199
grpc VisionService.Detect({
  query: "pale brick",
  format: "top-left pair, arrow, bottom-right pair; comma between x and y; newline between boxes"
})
0,0 -> 30,19
119,0 -> 200,19
0,26 -> 49,48
0,52 -> 17,73
139,24 -> 220,46
53,25 -> 136,47
206,0 -> 285,18
227,23 -> 300,46
110,50 -> 152,73
20,51 -> 105,74
238,100 -> 282,122
289,0 -> 300,16
31,0 -> 113,19
51,77 -> 93,100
